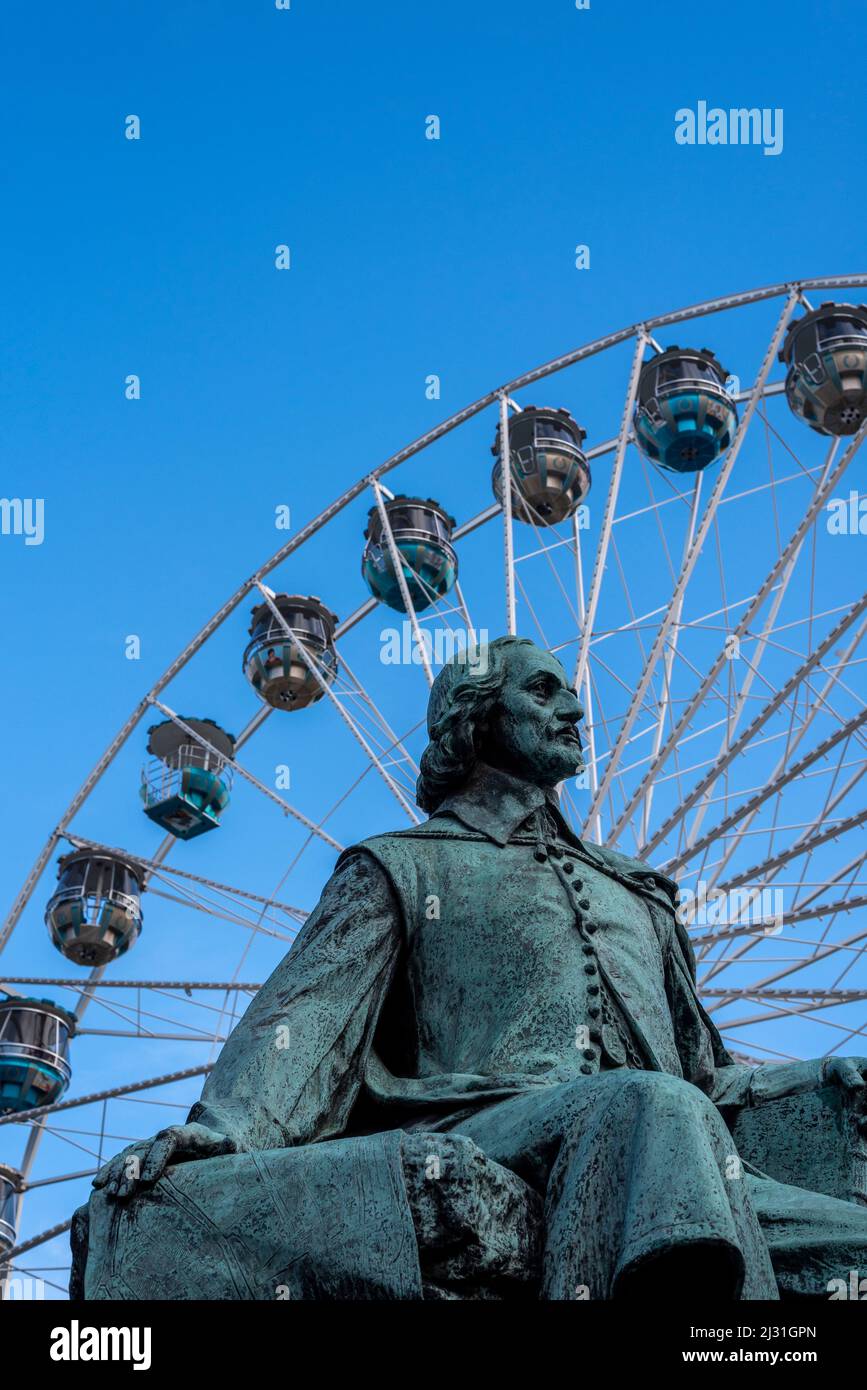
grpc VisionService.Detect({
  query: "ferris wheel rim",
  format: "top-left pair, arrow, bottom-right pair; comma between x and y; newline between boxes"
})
5,271 -> 867,955
5,272 -> 867,1280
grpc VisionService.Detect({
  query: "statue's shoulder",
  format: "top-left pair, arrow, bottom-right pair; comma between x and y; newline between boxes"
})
337,814 -> 475,870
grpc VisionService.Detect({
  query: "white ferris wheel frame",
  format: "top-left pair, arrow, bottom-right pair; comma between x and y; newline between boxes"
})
3,272 -> 867,1286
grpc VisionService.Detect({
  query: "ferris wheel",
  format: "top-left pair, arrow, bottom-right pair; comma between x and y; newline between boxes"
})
2,274 -> 867,1299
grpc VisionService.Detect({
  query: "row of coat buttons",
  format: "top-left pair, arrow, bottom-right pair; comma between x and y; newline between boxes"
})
579,890 -> 600,1072
549,846 -> 638,1071
572,862 -> 600,1073
534,843 -> 604,1075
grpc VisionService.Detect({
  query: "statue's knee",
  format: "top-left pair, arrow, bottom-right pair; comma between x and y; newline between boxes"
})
610,1069 -> 719,1121
541,1071 -> 703,1143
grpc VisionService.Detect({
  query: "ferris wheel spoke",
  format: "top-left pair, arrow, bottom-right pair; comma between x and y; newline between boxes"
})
514,569 -> 551,649
661,697 -> 867,876
451,578 -> 476,644
585,292 -> 800,840
609,531 -> 656,681
327,683 -> 420,790
253,583 -> 420,823
50,975 -> 246,1045
571,514 -> 602,840
148,698 -> 345,850
722,1037 -> 804,1064
383,550 -> 466,637
326,684 -> 420,790
574,331 -> 647,703
720,808 -> 867,897
682,661 -> 835,879
819,915 -> 867,1044
370,479 -> 435,687
700,936 -> 867,1003
691,895 -> 867,955
604,419 -> 867,849
756,641 -> 867,741
585,651 -> 662,723
784,780 -> 864,918
77,1028 -> 229,1044
22,1164 -> 106,1189
0,976 -> 260,991
705,985 -> 867,1006
700,843 -> 867,985
823,1021 -> 867,1058
145,886 -> 296,943
827,928 -> 867,999
756,401 -> 839,483
708,895 -> 867,995
61,834 -> 306,922
3,1218 -> 77,1266
642,473 -> 704,840
498,391 -> 518,636
518,518 -> 584,640
682,554 -> 800,853
696,622 -> 867,895
650,591 -> 867,867
709,994 -> 867,1034
0,1064 -> 215,1132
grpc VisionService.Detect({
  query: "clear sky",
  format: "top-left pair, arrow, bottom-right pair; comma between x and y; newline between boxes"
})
1,0 -> 866,1297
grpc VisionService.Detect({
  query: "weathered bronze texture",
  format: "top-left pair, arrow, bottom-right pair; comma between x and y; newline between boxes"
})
72,639 -> 867,1300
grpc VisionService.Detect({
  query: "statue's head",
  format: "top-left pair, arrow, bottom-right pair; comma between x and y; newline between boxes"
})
416,637 -> 585,812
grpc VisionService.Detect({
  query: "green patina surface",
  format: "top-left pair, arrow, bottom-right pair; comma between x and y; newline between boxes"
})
72,639 -> 867,1300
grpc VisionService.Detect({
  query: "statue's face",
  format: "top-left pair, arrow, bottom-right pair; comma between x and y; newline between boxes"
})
479,644 -> 585,787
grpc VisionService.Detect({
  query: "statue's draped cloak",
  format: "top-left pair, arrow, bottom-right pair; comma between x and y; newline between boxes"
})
76,1130 -> 425,1301
74,770 -> 840,1297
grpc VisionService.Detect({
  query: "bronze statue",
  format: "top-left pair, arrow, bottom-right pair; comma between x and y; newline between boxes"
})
72,638 -> 867,1300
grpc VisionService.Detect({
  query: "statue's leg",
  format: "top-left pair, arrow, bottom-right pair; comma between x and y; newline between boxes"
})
747,1171 -> 867,1299
443,1070 -> 779,1301
400,1132 -> 543,1299
77,1132 -> 426,1300
75,1126 -> 543,1301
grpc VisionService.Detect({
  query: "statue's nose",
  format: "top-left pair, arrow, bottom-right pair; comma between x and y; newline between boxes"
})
559,689 -> 584,723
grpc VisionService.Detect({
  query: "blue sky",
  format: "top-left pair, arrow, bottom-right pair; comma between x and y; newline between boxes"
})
1,0 -> 866,1296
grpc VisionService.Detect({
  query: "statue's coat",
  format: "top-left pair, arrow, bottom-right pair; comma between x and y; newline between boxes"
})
73,765 -> 867,1298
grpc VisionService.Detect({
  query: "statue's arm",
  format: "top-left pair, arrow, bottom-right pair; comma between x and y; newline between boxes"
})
93,851 -> 403,1198
187,849 -> 403,1149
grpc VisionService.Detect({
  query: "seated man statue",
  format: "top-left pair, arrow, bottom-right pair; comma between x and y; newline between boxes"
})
73,637 -> 867,1301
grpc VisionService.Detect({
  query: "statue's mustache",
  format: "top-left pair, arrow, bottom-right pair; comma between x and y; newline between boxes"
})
547,721 -> 584,759
549,719 -> 582,739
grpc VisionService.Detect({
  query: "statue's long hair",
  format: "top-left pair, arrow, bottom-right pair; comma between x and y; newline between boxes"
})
416,637 -> 535,812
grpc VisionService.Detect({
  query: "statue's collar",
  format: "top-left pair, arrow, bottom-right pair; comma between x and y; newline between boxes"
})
432,763 -> 575,848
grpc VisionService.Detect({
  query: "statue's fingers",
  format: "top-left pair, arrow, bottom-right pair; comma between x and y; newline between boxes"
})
828,1058 -> 864,1093
137,1134 -> 177,1189
94,1144 -> 147,1198
113,1140 -> 161,1197
91,1156 -> 121,1191
186,1128 -> 236,1159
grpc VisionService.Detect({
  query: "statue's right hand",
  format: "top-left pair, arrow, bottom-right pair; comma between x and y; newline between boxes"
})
92,1123 -> 238,1201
